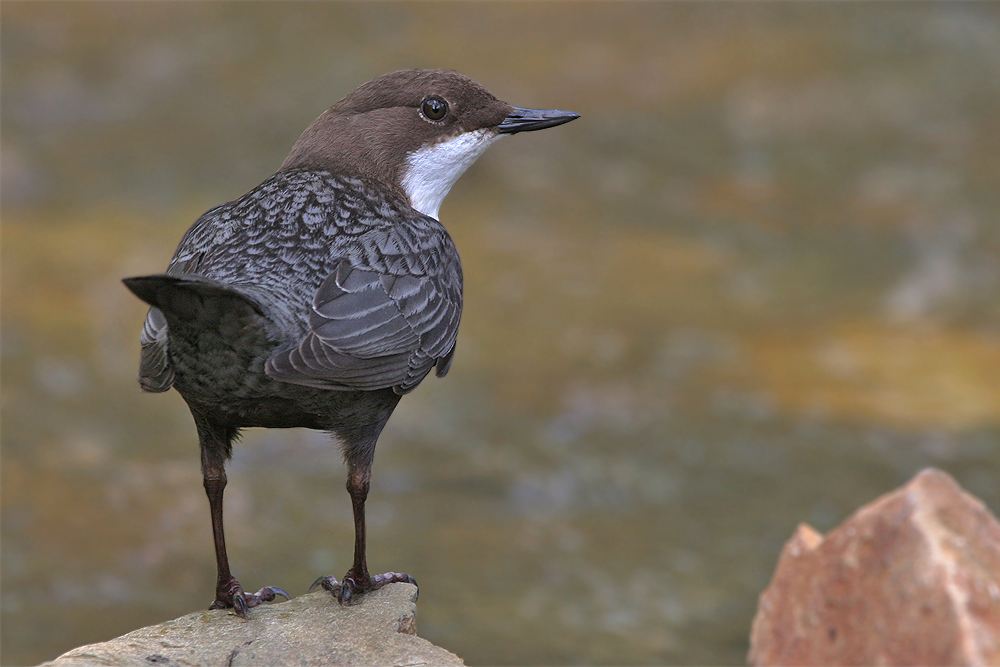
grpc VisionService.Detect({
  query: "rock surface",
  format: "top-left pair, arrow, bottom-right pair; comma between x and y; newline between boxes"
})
38,582 -> 463,667
749,468 -> 1000,666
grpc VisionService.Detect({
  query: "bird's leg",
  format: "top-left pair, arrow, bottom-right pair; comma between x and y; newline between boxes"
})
198,421 -> 289,617
310,459 -> 416,604
203,461 -> 243,612
346,462 -> 371,586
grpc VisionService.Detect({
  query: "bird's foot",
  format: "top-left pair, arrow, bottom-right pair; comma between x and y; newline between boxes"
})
209,576 -> 290,618
309,570 -> 417,605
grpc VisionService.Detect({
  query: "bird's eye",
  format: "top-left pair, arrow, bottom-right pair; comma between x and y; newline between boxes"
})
420,97 -> 449,121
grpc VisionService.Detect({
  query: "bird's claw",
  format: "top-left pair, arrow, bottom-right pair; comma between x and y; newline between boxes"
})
309,575 -> 341,594
311,571 -> 417,605
233,592 -> 248,619
210,578 -> 290,618
253,586 -> 291,603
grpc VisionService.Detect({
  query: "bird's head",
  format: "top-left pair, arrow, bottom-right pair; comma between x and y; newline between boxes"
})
281,69 -> 579,219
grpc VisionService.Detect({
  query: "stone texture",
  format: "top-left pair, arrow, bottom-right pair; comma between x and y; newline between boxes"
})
39,583 -> 463,667
749,468 -> 1000,666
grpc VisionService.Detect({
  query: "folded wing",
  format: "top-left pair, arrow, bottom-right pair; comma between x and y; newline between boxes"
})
265,257 -> 461,394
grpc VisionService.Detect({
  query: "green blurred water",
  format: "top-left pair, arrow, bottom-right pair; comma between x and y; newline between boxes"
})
3,3 -> 1000,665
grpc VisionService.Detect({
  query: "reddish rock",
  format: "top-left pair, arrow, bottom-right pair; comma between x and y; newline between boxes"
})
749,468 -> 1000,666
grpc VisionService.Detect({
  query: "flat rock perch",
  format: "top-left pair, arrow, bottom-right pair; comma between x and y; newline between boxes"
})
39,583 -> 464,667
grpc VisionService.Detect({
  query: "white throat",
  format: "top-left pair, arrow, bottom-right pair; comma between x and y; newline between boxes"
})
401,129 -> 502,219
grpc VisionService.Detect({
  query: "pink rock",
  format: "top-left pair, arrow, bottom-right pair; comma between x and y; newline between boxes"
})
748,468 -> 1000,666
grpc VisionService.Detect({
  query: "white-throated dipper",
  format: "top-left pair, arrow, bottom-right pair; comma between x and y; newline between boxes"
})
123,69 -> 578,616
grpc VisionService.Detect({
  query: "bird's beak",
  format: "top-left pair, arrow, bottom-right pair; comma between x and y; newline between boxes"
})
496,107 -> 580,134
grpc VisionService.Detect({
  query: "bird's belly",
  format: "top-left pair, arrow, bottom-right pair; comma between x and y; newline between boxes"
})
167,332 -> 399,432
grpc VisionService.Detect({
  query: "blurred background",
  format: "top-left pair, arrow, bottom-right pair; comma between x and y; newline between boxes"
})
3,3 -> 1000,665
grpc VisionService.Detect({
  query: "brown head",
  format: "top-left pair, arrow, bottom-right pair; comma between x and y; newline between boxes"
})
280,69 -> 579,219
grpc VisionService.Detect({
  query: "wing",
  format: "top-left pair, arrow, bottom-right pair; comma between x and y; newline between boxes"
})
265,233 -> 463,394
137,307 -> 173,392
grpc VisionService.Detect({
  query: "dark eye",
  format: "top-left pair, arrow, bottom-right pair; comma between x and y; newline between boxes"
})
420,97 -> 448,121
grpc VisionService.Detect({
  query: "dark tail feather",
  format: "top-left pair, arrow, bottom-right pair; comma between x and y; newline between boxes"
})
123,274 -> 265,321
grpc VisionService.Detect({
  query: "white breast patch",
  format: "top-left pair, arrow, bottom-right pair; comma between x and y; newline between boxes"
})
401,129 -> 504,220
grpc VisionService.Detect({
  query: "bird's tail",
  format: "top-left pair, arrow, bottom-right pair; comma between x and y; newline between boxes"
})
123,274 -> 266,321
123,274 -> 276,393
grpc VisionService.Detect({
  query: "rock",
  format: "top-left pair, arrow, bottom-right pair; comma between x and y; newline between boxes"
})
38,582 -> 464,667
748,468 -> 1000,666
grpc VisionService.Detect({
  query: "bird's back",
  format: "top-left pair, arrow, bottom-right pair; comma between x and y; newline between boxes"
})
133,169 -> 463,417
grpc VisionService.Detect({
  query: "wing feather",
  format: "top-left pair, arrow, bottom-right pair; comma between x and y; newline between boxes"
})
137,307 -> 174,392
265,228 -> 462,393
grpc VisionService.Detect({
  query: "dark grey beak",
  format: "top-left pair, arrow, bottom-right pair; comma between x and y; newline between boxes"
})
496,107 -> 580,134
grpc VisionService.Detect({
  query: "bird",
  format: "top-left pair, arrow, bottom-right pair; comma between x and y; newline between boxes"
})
123,69 -> 578,617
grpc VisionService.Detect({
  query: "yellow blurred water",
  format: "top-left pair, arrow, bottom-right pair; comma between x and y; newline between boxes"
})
3,3 -> 1000,665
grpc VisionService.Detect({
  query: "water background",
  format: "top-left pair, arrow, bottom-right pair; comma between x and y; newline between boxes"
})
3,3 -> 1000,665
